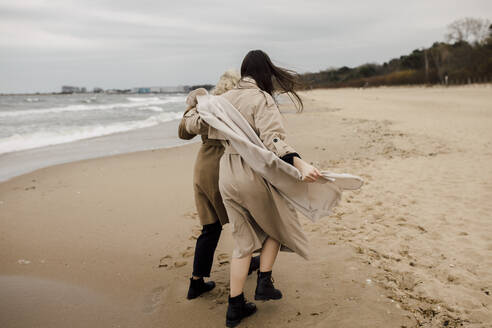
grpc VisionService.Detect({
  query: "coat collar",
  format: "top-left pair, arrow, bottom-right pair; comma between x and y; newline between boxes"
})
237,76 -> 259,89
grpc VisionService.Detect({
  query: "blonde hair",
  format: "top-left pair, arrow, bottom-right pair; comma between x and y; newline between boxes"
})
212,69 -> 240,95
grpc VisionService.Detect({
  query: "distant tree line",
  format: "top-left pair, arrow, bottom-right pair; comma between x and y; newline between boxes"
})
184,84 -> 215,92
300,18 -> 492,88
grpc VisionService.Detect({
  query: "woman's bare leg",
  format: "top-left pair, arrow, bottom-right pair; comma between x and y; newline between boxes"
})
255,237 -> 283,300
230,254 -> 252,297
259,237 -> 280,272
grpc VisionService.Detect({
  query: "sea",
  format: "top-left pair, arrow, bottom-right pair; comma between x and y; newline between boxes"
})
0,93 -> 195,182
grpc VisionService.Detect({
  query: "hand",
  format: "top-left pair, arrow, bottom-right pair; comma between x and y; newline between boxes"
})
293,157 -> 321,183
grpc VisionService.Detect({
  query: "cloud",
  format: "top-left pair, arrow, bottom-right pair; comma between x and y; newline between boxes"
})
0,0 -> 491,92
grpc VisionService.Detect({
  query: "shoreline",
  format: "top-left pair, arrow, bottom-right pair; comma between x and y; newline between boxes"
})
0,119 -> 197,183
2,84 -> 489,183
0,92 -> 187,96
1,85 -> 491,327
2,82 -> 490,96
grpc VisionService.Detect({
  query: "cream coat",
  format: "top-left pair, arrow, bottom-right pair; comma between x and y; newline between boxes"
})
195,78 -> 363,259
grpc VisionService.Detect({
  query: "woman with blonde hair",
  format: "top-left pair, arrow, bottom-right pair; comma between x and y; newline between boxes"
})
178,69 -> 259,300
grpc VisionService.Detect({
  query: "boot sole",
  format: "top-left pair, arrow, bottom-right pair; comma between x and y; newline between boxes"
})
254,294 -> 282,301
226,318 -> 241,328
186,288 -> 214,300
187,284 -> 216,300
225,307 -> 257,327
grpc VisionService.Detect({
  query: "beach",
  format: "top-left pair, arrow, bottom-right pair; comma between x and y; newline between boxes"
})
1,85 -> 491,327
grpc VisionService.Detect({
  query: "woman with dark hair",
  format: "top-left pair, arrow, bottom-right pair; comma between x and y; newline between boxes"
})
208,50 -> 322,327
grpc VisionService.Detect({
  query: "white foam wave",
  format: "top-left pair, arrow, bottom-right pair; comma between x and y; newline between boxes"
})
0,111 -> 183,154
127,97 -> 160,102
143,106 -> 164,112
83,97 -> 98,104
0,96 -> 185,118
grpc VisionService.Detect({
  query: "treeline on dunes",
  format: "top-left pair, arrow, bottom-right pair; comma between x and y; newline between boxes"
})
300,18 -> 492,88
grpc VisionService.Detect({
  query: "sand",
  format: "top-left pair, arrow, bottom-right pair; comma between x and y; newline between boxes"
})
1,85 -> 491,328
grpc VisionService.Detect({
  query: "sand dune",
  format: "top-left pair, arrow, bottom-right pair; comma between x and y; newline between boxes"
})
1,85 -> 491,327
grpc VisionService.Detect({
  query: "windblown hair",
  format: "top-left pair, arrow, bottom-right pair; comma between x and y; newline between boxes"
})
212,69 -> 241,96
240,50 -> 303,111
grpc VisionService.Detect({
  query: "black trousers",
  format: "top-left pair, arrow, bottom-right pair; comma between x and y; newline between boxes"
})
192,220 -> 222,277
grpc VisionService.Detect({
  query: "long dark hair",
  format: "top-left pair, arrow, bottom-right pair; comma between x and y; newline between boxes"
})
240,50 -> 303,111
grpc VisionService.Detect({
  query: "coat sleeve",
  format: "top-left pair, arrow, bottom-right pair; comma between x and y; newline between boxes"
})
253,92 -> 297,158
178,108 -> 195,140
178,107 -> 209,140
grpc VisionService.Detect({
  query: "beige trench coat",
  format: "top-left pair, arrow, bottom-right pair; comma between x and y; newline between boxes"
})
178,107 -> 228,226
206,78 -> 309,259
192,81 -> 363,259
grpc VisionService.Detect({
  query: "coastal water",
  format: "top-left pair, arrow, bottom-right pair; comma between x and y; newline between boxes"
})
0,93 -> 194,181
0,93 -> 187,154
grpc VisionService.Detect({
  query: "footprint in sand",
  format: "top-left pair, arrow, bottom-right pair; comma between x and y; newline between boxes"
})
158,255 -> 173,268
398,272 -> 418,291
142,286 -> 166,314
174,261 -> 187,268
209,286 -> 228,304
217,253 -> 229,266
189,225 -> 202,240
184,211 -> 199,220
180,246 -> 194,258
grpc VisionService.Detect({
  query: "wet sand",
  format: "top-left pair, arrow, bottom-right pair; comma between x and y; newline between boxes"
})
1,85 -> 491,327
0,119 -> 196,183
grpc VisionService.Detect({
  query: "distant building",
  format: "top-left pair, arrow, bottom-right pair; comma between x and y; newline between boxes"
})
61,86 -> 79,93
93,87 -> 104,93
131,86 -> 186,94
106,89 -> 131,94
61,85 -> 87,94
136,88 -> 151,94
159,85 -> 186,93
184,84 -> 214,92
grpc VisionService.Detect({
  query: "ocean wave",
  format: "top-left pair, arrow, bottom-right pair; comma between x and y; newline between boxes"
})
127,96 -> 161,102
82,96 -> 98,104
142,106 -> 164,112
0,111 -> 183,154
0,96 -> 185,118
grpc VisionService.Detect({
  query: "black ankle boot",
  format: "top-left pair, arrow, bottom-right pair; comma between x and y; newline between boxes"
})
226,293 -> 257,328
186,277 -> 215,300
254,271 -> 282,301
248,255 -> 260,276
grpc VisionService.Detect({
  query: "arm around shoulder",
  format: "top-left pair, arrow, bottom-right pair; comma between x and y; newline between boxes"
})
180,106 -> 209,138
178,107 -> 196,140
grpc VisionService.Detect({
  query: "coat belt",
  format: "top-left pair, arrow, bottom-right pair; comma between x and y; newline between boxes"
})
223,145 -> 239,155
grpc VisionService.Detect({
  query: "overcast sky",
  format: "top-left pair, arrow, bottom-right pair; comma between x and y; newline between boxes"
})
0,0 -> 490,93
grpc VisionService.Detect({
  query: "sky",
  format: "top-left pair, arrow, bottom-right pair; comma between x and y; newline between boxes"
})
0,0 -> 491,93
